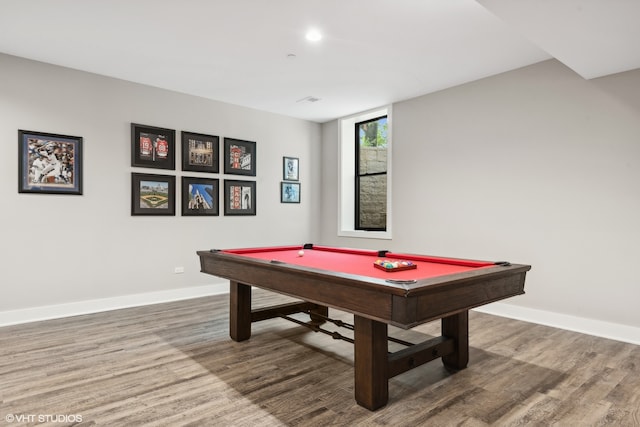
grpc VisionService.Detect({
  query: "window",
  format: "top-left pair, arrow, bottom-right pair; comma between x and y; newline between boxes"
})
355,115 -> 388,230
339,107 -> 392,239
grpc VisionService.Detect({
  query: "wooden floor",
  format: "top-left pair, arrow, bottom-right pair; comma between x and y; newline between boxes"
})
1,290 -> 639,427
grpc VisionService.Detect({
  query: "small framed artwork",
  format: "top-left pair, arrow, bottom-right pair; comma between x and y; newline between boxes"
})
18,130 -> 83,195
281,182 -> 301,203
224,137 -> 256,176
131,123 -> 176,170
131,173 -> 176,216
224,180 -> 256,215
283,156 -> 299,181
181,131 -> 219,173
182,177 -> 219,216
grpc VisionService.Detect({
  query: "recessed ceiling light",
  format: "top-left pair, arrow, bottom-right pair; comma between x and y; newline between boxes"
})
305,29 -> 322,42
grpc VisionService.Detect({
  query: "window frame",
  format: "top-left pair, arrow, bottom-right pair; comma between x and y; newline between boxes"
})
338,106 -> 392,240
354,115 -> 388,231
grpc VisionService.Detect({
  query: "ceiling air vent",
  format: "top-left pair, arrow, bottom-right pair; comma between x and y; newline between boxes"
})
297,96 -> 321,103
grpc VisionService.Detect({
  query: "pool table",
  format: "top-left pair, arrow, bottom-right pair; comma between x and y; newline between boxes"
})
197,244 -> 530,410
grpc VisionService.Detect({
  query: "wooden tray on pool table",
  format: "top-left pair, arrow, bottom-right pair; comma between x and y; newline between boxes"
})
373,260 -> 417,272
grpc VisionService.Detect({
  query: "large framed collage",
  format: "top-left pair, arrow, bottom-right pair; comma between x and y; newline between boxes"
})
18,130 -> 83,195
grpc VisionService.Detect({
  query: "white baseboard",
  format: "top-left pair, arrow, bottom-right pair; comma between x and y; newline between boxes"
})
0,283 -> 228,328
474,302 -> 640,346
3,287 -> 638,346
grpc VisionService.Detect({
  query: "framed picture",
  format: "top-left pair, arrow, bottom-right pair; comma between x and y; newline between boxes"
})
181,131 -> 219,173
182,177 -> 219,216
18,130 -> 83,195
131,173 -> 175,216
224,180 -> 256,215
283,156 -> 299,181
224,137 -> 256,176
131,123 -> 175,170
281,182 -> 300,203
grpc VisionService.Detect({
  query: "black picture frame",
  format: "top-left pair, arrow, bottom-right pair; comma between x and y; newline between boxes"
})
182,177 -> 219,216
283,156 -> 299,181
224,180 -> 256,215
131,123 -> 176,170
131,173 -> 176,216
181,131 -> 219,173
224,137 -> 256,176
281,182 -> 301,203
18,129 -> 83,195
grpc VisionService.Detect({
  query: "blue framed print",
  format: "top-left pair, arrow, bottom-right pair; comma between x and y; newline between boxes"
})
281,182 -> 300,203
182,176 -> 219,216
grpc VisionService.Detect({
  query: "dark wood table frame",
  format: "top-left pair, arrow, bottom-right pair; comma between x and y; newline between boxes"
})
198,249 -> 530,410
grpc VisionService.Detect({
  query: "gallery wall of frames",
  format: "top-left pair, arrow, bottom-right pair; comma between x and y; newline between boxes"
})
130,122 -> 256,217
18,122 -> 302,217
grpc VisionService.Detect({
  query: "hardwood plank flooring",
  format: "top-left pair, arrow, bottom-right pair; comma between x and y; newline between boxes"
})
1,290 -> 638,426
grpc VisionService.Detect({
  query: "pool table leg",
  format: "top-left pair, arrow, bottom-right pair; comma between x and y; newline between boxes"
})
354,315 -> 389,410
230,281 -> 252,342
308,305 -> 329,325
441,310 -> 469,371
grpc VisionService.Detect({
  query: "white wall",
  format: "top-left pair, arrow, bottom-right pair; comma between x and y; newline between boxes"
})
4,52 -> 640,343
0,53 -> 321,319
321,60 -> 640,339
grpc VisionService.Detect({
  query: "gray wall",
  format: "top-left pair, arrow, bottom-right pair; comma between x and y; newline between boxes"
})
321,60 -> 640,333
3,52 -> 639,341
1,53 -> 321,316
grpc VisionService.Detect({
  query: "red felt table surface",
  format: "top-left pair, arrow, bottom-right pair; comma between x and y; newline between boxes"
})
223,245 -> 494,281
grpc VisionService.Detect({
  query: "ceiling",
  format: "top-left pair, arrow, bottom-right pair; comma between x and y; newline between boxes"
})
1,0 -> 638,123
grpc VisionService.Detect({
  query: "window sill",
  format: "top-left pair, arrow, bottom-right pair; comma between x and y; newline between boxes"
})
338,229 -> 392,240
